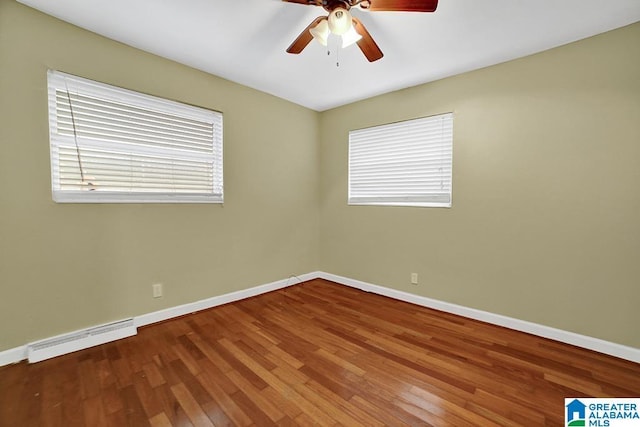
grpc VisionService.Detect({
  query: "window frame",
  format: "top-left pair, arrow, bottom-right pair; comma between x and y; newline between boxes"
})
47,70 -> 223,204
348,112 -> 453,208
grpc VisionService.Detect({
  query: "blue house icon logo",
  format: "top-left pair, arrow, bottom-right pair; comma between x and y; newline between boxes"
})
566,399 -> 587,426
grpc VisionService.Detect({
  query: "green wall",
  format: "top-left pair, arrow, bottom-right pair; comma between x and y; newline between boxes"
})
1,0 -> 638,352
0,0 -> 319,351
319,23 -> 640,348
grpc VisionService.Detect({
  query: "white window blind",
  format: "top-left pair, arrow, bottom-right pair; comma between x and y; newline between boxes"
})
348,112 -> 453,207
47,70 -> 223,203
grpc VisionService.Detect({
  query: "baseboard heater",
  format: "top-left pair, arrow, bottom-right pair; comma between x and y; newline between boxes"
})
26,318 -> 136,363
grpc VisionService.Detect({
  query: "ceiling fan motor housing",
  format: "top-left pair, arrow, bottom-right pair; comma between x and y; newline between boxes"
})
322,0 -> 353,12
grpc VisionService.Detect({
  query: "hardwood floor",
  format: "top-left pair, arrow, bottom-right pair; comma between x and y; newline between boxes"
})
1,279 -> 639,426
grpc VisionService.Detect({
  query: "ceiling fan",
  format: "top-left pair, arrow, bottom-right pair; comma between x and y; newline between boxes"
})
284,0 -> 439,62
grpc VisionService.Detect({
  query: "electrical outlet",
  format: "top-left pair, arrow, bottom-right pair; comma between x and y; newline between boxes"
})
152,283 -> 163,298
410,273 -> 418,285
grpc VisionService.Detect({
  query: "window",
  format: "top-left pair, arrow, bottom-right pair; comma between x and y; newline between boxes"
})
348,112 -> 453,208
47,70 -> 223,203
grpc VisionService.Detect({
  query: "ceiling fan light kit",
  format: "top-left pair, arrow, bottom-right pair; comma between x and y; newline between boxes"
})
284,0 -> 439,62
340,25 -> 362,48
308,9 -> 363,48
327,7 -> 353,35
309,18 -> 330,46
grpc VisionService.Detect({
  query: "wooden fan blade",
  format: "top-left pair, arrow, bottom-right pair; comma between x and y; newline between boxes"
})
352,17 -> 383,62
367,0 -> 438,12
286,16 -> 326,54
281,0 -> 322,5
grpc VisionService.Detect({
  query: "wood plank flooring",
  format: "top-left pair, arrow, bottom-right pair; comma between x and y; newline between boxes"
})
1,279 -> 639,426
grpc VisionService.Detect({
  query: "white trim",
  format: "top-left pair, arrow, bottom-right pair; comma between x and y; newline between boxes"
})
0,273 -> 319,367
135,272 -> 319,327
0,346 -> 27,367
47,70 -> 224,204
2,271 -> 638,366
348,112 -> 453,208
317,272 -> 640,364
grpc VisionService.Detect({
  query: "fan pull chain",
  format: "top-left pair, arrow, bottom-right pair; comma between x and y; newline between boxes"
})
325,37 -> 340,67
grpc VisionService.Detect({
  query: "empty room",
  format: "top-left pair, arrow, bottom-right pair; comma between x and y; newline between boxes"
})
1,0 -> 639,425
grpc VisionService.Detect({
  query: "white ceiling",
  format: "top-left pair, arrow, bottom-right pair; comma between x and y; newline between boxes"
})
16,0 -> 640,111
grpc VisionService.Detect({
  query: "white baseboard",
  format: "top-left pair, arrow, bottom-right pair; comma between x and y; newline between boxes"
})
135,272 -> 320,327
317,272 -> 640,364
0,346 -> 27,367
2,270 -> 638,366
0,272 -> 320,367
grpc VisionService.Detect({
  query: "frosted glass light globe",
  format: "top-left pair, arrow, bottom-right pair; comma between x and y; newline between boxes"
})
328,7 -> 352,35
